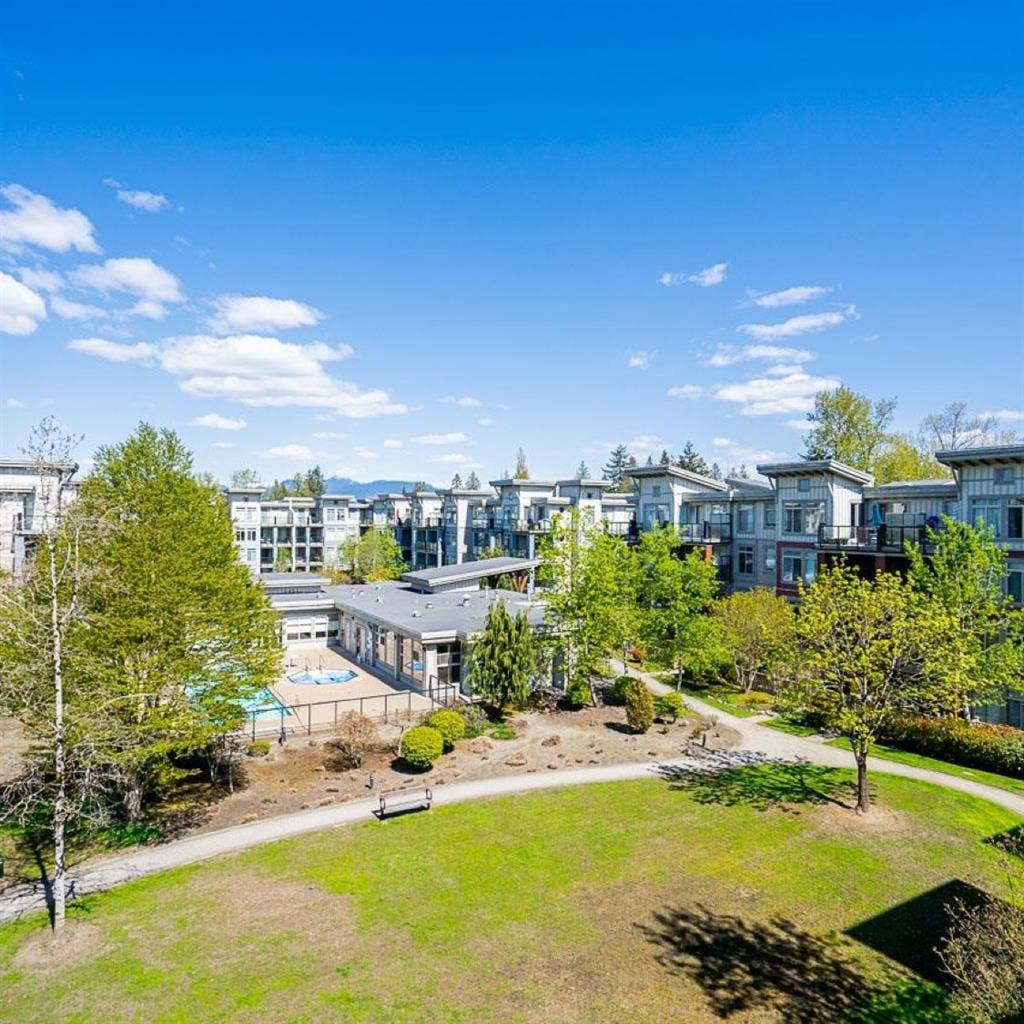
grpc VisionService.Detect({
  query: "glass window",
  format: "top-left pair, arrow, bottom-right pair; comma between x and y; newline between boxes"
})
971,498 -> 1001,537
764,547 -> 776,572
1009,501 -> 1023,540
736,504 -> 754,534
764,505 -> 776,531
994,467 -> 1015,485
783,504 -> 803,533
798,478 -> 810,493
782,550 -> 816,585
680,503 -> 700,525
737,546 -> 754,575
652,484 -> 661,497
1009,570 -> 1024,605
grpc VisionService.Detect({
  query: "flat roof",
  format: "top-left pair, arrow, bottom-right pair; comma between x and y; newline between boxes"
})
489,479 -> 558,488
555,479 -> 611,489
864,479 -> 958,499
260,572 -> 331,588
325,581 -> 546,641
627,464 -> 729,491
936,445 -> 1024,466
756,459 -> 874,485
400,556 -> 542,590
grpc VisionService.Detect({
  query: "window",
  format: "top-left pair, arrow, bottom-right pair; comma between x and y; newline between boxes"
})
652,484 -> 662,497
324,507 -> 336,522
764,547 -> 776,572
971,498 -> 1001,537
798,478 -> 810,493
764,505 -> 776,531
782,550 -> 816,585
737,546 -> 754,575
680,504 -> 700,525
783,504 -> 803,533
1009,570 -> 1024,605
995,467 -> 1015,485
736,504 -> 754,534
1009,500 -> 1024,540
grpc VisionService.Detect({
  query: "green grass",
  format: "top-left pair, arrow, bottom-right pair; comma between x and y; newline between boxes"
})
761,717 -> 821,737
827,736 -> 1024,799
1,769 -> 1019,1024
673,682 -> 762,718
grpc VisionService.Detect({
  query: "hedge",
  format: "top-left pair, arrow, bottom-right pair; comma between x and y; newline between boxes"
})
879,715 -> 1024,778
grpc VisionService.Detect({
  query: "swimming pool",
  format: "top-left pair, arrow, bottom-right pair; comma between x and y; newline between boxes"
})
242,687 -> 290,720
287,669 -> 358,686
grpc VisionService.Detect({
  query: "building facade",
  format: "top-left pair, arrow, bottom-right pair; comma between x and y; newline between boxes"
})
0,458 -> 78,578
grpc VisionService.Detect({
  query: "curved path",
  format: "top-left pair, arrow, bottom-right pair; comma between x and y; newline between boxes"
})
3,664 -> 1023,925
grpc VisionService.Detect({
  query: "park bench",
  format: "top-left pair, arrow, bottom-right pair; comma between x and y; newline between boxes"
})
377,786 -> 433,819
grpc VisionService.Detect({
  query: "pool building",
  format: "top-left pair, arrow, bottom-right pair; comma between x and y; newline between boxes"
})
262,558 -> 546,702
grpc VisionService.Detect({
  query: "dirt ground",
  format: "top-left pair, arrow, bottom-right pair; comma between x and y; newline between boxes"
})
190,703 -> 740,835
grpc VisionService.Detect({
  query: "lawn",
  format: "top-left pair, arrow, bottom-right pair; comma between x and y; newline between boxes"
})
672,681 -> 767,718
1,767 -> 1019,1024
827,736 -> 1024,799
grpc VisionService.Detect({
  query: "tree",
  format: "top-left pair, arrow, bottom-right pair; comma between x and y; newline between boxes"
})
709,462 -> 722,480
71,424 -> 282,821
450,473 -> 463,489
659,449 -> 671,466
676,441 -> 710,476
303,465 -> 326,498
274,546 -> 293,572
575,460 -> 590,479
513,448 -> 529,480
538,509 -> 637,694
873,435 -> 949,484
229,468 -> 261,488
784,563 -> 948,813
906,518 -> 1023,718
714,588 -> 796,692
0,418 -> 90,931
265,479 -> 291,499
624,677 -> 654,733
802,386 -> 895,472
635,528 -> 725,688
465,600 -> 533,712
342,527 -> 406,582
921,401 -> 1020,452
603,444 -> 630,487
465,471 -> 481,490
729,464 -> 750,480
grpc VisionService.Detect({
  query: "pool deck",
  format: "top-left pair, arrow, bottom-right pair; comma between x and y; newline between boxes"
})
262,644 -> 435,735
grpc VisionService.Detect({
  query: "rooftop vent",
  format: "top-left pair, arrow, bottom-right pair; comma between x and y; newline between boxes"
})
411,609 -> 421,617
460,596 -> 471,607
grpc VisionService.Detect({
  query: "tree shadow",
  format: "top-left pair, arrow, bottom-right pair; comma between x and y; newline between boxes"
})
639,903 -> 953,1023
654,754 -> 857,813
985,823 -> 1024,860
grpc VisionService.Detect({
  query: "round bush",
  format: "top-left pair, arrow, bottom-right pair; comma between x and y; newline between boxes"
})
654,691 -> 686,722
399,725 -> 444,769
608,675 -> 632,705
624,678 -> 655,733
564,679 -> 592,708
427,709 -> 466,750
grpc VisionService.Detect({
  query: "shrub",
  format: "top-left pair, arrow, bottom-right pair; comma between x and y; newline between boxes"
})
399,725 -> 444,769
606,675 -> 632,705
323,713 -> 379,770
654,691 -> 686,722
627,645 -> 647,663
592,659 -> 615,680
247,740 -> 270,758
564,679 -> 592,708
427,709 -> 466,750
732,690 -> 777,712
625,678 -> 655,733
879,715 -> 1024,778
457,703 -> 489,738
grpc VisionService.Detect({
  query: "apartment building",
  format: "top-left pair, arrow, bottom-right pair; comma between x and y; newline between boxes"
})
0,458 -> 78,577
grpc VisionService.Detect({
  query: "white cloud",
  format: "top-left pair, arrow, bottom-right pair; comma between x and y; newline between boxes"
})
659,262 -> 728,288
6,398 -> 26,408
156,334 -> 405,417
752,285 -> 831,308
666,384 -> 703,399
477,416 -> 495,426
763,363 -> 808,377
260,444 -> 313,459
17,267 -> 63,292
103,179 -> 170,213
626,349 -> 656,369
412,432 -> 469,445
312,431 -> 349,440
710,436 -> 785,463
707,344 -> 815,368
0,184 -> 99,253
50,296 -> 110,320
68,337 -> 158,363
211,441 -> 236,449
981,409 -> 1024,423
382,439 -> 403,448
0,271 -> 47,334
426,452 -> 481,467
354,447 -> 378,459
71,257 -> 184,316
207,294 -> 325,334
189,412 -> 247,431
739,306 -> 857,341
712,371 -> 841,416
438,395 -> 482,408
785,418 -> 809,430
128,299 -> 170,320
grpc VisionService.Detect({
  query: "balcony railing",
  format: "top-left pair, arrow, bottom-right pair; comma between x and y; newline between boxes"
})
679,521 -> 732,544
817,519 -> 933,553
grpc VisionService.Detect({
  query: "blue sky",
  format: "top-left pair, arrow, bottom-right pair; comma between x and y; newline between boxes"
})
1,2 -> 1022,484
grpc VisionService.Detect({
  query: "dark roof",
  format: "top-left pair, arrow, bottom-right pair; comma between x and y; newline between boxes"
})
400,556 -> 542,592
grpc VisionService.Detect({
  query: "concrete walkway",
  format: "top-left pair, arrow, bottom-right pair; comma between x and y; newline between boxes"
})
3,664 -> 1024,925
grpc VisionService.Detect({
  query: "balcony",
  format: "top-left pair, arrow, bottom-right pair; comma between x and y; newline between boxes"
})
679,521 -> 732,544
817,518 -> 932,553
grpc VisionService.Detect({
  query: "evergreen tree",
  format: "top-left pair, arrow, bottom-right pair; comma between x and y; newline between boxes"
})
465,471 -> 481,490
659,449 -> 671,465
304,465 -> 326,498
466,600 -> 533,712
450,473 -> 463,489
709,462 -> 722,480
676,441 -> 710,475
603,444 -> 630,485
575,461 -> 590,479
645,453 -> 654,467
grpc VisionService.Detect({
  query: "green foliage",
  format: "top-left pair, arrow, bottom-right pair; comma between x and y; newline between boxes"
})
608,675 -> 632,704
450,473 -> 462,489
342,527 -> 406,582
873,435 -> 949,484
879,715 -> 1024,779
575,460 -> 590,479
465,471 -> 481,490
802,386 -> 896,472
653,691 -> 686,722
247,740 -> 270,757
274,545 -> 293,572
456,704 -> 489,738
624,678 -> 654,733
229,468 -> 261,488
399,726 -> 444,769
513,447 -> 529,479
426,710 -> 466,750
714,588 -> 795,693
564,678 -> 592,708
71,423 -> 283,819
602,444 -> 634,491
907,517 -> 1023,715
635,529 -> 726,687
676,441 -> 710,476
466,600 -> 534,711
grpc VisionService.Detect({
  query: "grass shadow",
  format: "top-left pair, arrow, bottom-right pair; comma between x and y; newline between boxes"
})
655,755 -> 857,813
639,903 -> 953,1023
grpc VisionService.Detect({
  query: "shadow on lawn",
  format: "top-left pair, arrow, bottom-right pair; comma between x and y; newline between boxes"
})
640,903 -> 953,1023
654,755 -> 857,813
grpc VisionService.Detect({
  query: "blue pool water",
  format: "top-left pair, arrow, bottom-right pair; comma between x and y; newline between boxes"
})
242,687 -> 290,720
288,669 -> 358,686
